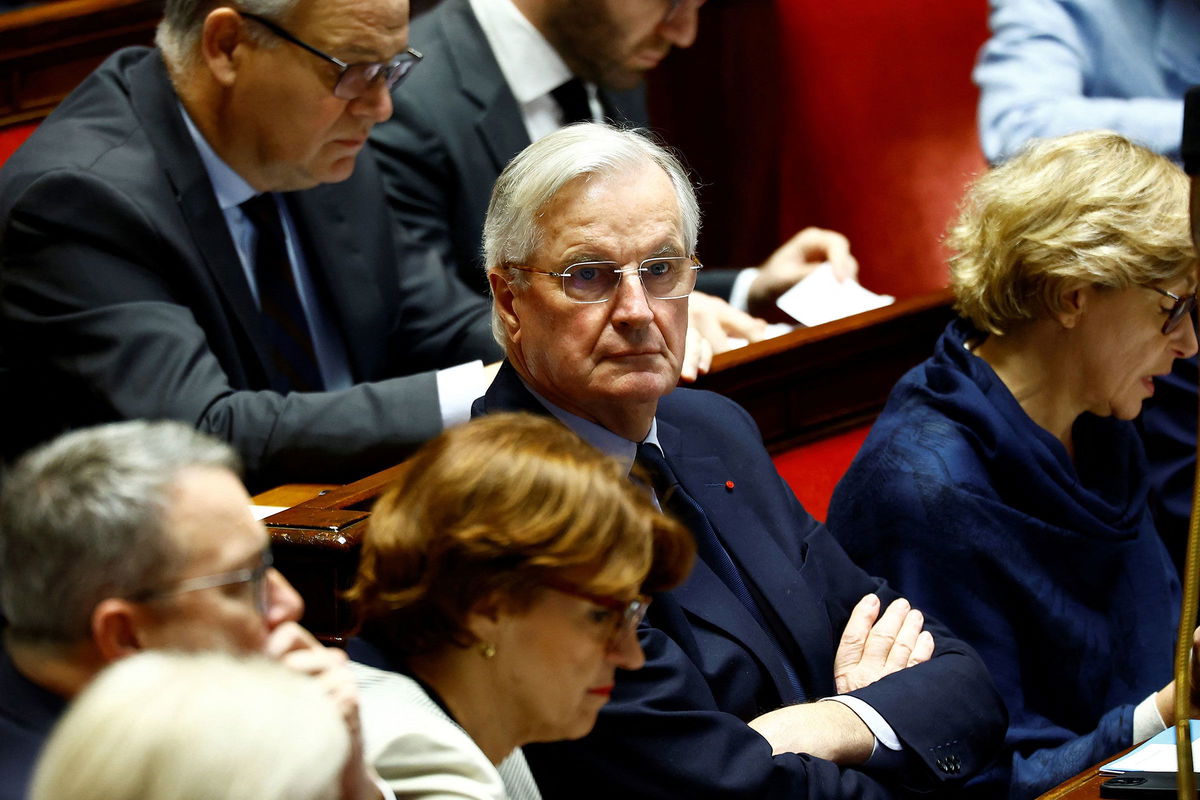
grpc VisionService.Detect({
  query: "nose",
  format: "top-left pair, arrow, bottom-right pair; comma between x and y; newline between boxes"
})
659,0 -> 702,49
1174,316 -> 1199,359
264,568 -> 304,629
608,628 -> 646,670
349,79 -> 394,124
610,268 -> 655,328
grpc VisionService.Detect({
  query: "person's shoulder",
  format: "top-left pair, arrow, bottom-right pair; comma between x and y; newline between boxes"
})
660,386 -> 751,420
1,47 -> 160,191
660,387 -> 761,439
408,0 -> 481,67
352,664 -> 507,798
351,662 -> 429,706
0,722 -> 41,800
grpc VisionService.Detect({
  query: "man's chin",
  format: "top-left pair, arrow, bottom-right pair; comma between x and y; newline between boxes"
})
602,371 -> 675,403
596,63 -> 651,92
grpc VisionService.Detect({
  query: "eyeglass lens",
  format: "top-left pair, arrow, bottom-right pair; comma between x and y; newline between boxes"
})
616,598 -> 649,644
1165,294 -> 1198,334
563,257 -> 698,303
333,58 -> 419,100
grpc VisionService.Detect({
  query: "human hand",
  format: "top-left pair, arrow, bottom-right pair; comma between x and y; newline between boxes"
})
1154,625 -> 1200,724
748,227 -> 858,321
833,594 -> 935,694
266,624 -> 382,800
680,291 -> 769,382
748,699 -> 874,764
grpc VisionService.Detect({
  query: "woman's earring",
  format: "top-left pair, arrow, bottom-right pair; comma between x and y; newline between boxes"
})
478,641 -> 497,659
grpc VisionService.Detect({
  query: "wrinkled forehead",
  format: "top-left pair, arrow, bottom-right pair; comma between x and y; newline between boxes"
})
533,165 -> 684,256
281,0 -> 410,51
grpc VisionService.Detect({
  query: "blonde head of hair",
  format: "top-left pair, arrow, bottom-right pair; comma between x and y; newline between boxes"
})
947,130 -> 1196,335
29,651 -> 348,800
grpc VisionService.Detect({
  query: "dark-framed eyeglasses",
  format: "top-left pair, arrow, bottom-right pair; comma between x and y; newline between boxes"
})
544,579 -> 651,649
129,549 -> 274,616
239,12 -> 423,100
510,256 -> 703,304
1143,285 -> 1198,335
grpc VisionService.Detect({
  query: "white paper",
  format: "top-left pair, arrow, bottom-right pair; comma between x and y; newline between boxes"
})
251,505 -> 290,521
775,263 -> 894,327
1103,723 -> 1200,773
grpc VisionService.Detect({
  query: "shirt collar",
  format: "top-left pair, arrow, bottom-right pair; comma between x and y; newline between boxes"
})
519,377 -> 661,474
179,104 -> 259,210
469,0 -> 577,105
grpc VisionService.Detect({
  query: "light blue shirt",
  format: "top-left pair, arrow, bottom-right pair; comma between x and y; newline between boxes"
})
975,0 -> 1200,163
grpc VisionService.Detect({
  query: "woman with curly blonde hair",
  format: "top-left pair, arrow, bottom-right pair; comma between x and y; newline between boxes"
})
828,131 -> 1198,798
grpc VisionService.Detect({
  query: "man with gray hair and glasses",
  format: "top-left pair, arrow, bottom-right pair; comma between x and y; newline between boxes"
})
0,0 -> 502,489
370,0 -> 862,382
470,122 -> 1006,798
0,421 -> 387,800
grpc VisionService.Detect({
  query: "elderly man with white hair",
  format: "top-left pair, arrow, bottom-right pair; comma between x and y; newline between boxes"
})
468,122 -> 1007,799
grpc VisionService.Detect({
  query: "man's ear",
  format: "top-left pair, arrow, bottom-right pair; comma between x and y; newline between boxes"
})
1052,281 -> 1090,329
488,269 -> 523,344
200,7 -> 248,87
91,598 -> 148,664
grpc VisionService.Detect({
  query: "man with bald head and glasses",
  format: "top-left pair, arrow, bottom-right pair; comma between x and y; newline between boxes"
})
472,122 -> 1006,799
0,420 -> 387,800
0,0 -> 503,489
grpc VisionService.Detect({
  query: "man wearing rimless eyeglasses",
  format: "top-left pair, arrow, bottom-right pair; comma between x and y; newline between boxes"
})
0,421 -> 393,800
370,0 -> 862,381
0,0 -> 505,488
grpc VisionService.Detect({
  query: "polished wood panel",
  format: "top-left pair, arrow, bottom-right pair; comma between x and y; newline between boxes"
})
1037,747 -> 1135,800
694,288 -> 955,453
0,0 -> 158,126
259,462 -> 411,644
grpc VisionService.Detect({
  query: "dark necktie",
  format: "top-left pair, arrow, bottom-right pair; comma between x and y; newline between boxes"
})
550,78 -> 594,125
240,193 -> 323,392
635,442 -> 806,703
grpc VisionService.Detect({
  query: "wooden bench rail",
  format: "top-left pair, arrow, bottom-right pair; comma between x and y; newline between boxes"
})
0,0 -> 159,126
695,287 -> 956,452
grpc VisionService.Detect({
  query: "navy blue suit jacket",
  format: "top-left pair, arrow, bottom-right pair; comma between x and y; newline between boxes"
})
0,650 -> 64,800
472,364 -> 1007,799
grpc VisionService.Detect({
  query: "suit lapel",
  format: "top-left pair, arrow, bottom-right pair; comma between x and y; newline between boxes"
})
438,0 -> 531,173
657,416 -> 835,697
127,52 -> 276,384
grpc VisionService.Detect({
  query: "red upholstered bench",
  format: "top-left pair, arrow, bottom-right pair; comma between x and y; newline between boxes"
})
0,123 -> 36,164
772,426 -> 870,523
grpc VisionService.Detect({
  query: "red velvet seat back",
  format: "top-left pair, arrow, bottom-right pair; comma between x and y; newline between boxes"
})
776,1 -> 989,298
0,122 -> 37,165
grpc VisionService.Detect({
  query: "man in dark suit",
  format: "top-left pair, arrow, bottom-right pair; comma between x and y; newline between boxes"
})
0,421 -> 382,800
370,0 -> 860,379
0,0 -> 501,488
472,122 -> 1006,798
